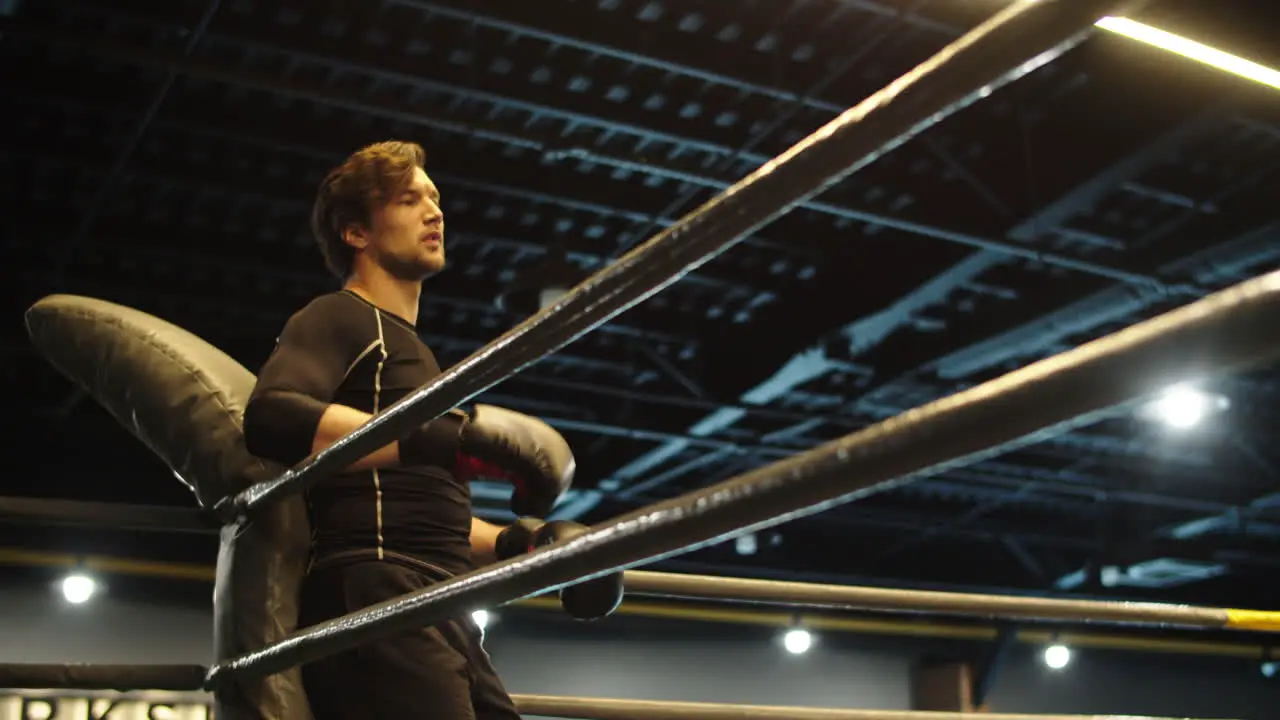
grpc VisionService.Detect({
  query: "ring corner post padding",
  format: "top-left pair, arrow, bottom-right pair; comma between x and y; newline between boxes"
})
206,0 -> 1202,686
24,293 -> 256,510
23,294 -> 315,720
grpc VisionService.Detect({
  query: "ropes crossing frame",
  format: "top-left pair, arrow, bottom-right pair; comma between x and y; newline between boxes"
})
6,3 -> 1278,720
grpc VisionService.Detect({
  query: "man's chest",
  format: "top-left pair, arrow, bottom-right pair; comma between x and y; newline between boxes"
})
339,334 -> 443,400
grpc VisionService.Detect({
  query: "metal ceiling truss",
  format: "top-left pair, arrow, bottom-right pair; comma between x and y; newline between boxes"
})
6,0 -> 1280,598
8,0 -> 1226,290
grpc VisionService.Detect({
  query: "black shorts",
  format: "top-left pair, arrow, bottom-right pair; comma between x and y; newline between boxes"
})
297,554 -> 521,720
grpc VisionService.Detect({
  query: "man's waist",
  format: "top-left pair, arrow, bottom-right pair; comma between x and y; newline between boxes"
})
310,537 -> 472,576
308,546 -> 460,581
326,464 -> 459,482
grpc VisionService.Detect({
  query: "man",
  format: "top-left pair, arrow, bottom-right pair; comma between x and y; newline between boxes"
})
242,141 -> 615,719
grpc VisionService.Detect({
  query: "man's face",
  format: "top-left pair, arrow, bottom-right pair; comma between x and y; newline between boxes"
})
353,166 -> 445,281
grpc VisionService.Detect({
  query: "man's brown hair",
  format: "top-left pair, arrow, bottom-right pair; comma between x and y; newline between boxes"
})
310,140 -> 427,280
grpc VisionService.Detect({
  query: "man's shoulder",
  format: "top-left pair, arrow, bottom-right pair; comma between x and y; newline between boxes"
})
280,291 -> 373,339
290,290 -> 366,321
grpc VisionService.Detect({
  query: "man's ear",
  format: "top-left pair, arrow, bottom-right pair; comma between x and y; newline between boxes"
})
341,223 -> 369,251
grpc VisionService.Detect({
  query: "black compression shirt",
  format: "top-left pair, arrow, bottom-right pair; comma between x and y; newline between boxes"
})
243,290 -> 473,575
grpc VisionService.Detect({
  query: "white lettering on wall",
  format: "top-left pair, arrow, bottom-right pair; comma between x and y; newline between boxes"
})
0,693 -> 213,720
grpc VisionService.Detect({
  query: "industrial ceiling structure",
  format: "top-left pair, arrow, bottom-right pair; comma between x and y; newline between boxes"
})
4,0 -> 1280,619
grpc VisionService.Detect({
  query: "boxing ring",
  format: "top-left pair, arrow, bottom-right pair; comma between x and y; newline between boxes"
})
6,0 -> 1280,718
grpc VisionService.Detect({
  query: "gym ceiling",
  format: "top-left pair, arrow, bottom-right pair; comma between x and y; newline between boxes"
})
3,0 -> 1279,613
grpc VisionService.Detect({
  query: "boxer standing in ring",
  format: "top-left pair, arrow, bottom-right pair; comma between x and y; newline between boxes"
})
243,140 -> 621,719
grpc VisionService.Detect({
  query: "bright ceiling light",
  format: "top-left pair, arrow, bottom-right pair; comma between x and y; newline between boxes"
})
1144,384 -> 1228,430
782,628 -> 813,655
61,573 -> 96,604
1043,643 -> 1071,670
1096,16 -> 1280,91
472,609 -> 491,630
1151,385 -> 1212,429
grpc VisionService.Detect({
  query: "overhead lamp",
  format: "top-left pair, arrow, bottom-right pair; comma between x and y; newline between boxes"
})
1043,642 -> 1071,670
61,572 -> 96,604
780,614 -> 814,655
1097,16 -> 1280,91
1140,383 -> 1229,430
495,244 -> 591,318
782,627 -> 813,655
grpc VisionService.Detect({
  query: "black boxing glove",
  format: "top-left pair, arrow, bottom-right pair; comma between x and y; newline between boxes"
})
494,517 -> 546,561
532,520 -> 624,621
401,404 -> 576,517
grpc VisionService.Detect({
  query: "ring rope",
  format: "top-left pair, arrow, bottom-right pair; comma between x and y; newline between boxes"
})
215,0 -> 1137,523
203,0 -> 1280,689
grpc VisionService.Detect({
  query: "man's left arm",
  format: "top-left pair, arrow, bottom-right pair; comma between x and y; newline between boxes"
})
470,516 -> 507,565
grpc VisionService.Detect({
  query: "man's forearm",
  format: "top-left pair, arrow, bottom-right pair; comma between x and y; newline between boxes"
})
312,403 -> 405,471
470,516 -> 506,565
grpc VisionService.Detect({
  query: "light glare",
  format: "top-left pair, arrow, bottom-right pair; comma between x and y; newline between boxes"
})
783,628 -> 812,654
61,574 -> 96,604
1097,16 -> 1280,91
1152,385 -> 1213,428
1043,643 -> 1071,670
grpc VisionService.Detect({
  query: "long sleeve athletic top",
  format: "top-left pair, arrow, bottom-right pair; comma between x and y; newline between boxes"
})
243,289 -> 473,575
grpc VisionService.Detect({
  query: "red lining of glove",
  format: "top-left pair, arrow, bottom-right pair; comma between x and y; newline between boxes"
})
456,452 -> 527,497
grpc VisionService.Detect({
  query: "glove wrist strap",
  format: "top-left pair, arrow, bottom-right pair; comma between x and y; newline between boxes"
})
399,409 -> 467,468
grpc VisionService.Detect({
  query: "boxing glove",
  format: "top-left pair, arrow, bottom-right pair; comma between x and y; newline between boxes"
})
494,518 -> 624,621
494,517 -> 545,561
532,520 -> 624,622
401,404 -> 576,517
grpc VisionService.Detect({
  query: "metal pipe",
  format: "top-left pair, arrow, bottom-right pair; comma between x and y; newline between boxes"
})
510,695 -> 1238,720
0,664 -> 206,692
621,571 -> 1280,633
0,496 -> 214,535
204,1 -> 1196,688
0,547 -> 1274,659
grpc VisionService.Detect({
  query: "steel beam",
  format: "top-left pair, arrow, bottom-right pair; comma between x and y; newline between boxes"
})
607,250 -> 1010,489
3,12 -> 1190,287
51,0 -> 224,283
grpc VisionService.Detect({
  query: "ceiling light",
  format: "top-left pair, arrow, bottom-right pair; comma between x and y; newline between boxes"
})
61,573 -> 96,604
1043,643 -> 1071,670
1097,16 -> 1280,91
1143,384 -> 1229,430
782,628 -> 812,655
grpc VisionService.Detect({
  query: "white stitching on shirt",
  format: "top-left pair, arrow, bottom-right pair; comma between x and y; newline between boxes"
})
371,308 -> 388,561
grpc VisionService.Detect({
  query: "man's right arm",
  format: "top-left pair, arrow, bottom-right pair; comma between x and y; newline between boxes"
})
304,403 -> 402,472
243,298 -> 443,472
243,298 -> 575,516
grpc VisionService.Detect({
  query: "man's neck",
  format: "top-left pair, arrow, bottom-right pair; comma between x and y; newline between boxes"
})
344,266 -> 422,326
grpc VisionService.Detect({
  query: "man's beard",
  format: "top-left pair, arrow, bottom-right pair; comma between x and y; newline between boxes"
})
381,249 -> 444,282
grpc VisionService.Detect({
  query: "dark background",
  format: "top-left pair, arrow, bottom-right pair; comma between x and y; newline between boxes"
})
3,0 -> 1280,713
